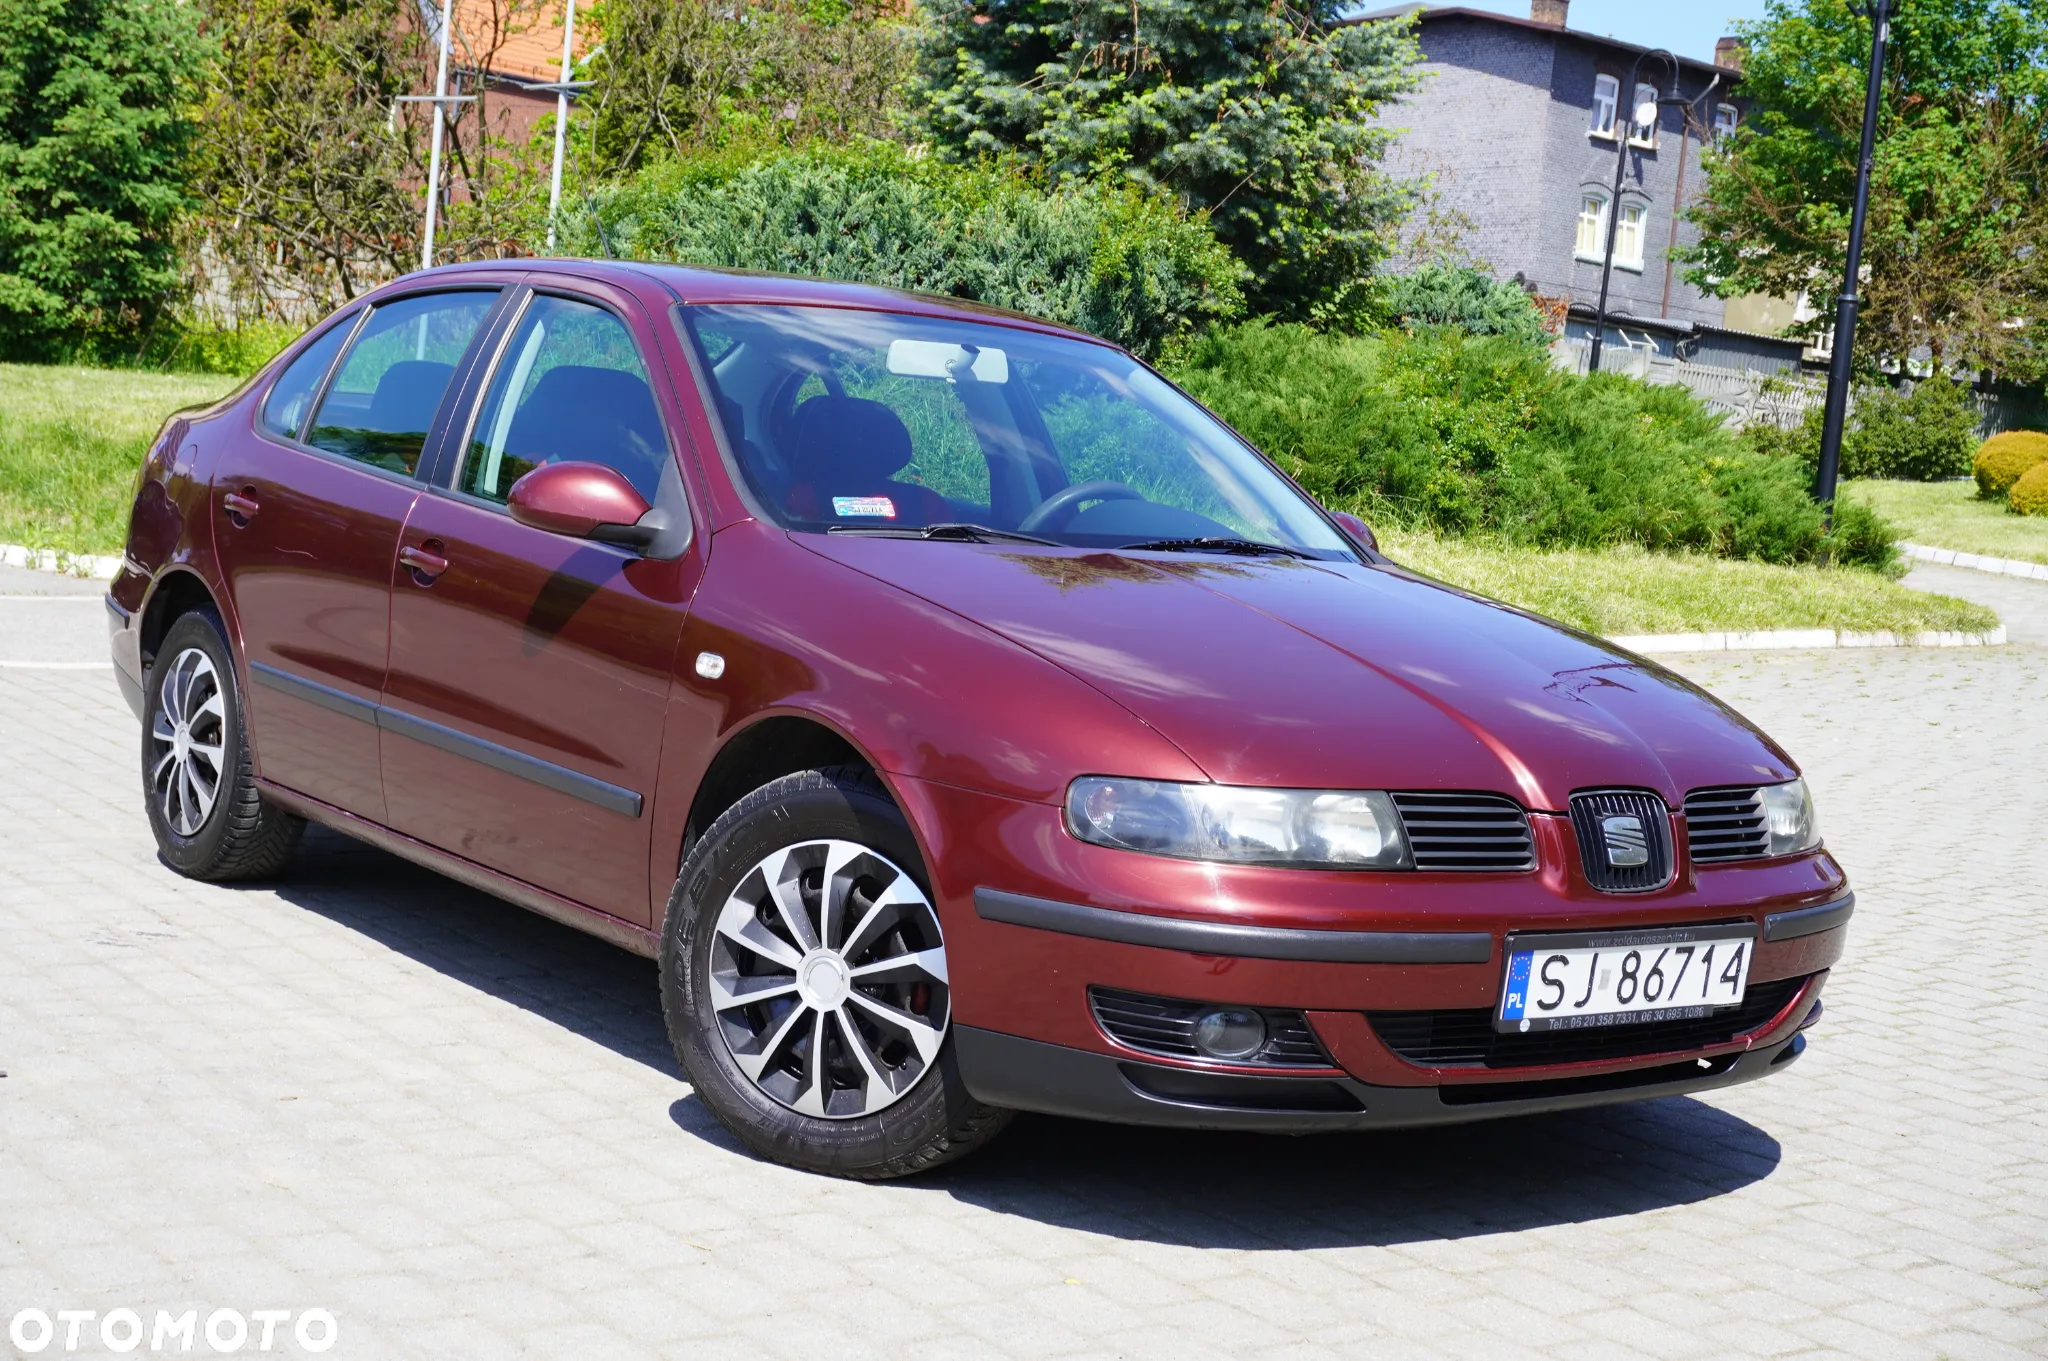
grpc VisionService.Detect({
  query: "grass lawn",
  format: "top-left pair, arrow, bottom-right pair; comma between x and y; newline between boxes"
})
1842,477 -> 2048,567
0,363 -> 241,556
1380,528 -> 1999,638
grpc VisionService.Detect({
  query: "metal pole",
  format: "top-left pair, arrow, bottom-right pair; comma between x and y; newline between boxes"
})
546,0 -> 577,252
421,0 -> 456,272
1813,0 -> 1891,522
1588,50 -> 1674,373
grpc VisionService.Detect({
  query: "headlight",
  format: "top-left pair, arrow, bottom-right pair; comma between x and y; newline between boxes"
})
1758,778 -> 1820,855
1065,777 -> 1412,869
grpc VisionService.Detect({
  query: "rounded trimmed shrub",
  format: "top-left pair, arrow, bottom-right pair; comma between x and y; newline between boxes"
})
2010,460 -> 2048,517
1975,430 -> 2048,499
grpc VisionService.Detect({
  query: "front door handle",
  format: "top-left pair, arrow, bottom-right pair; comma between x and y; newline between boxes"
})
222,489 -> 260,526
399,542 -> 449,583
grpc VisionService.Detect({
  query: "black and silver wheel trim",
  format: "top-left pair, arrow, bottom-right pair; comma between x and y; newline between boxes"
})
709,839 -> 949,1119
150,647 -> 227,837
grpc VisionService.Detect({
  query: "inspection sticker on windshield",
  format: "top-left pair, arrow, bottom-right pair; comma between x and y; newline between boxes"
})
1495,923 -> 1754,1033
832,496 -> 896,519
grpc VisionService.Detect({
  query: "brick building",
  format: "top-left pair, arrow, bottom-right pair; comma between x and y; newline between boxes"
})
1356,1 -> 1800,361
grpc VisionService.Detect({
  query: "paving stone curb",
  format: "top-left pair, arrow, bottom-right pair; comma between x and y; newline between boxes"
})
1899,541 -> 2048,580
1614,624 -> 2008,653
0,542 -> 120,579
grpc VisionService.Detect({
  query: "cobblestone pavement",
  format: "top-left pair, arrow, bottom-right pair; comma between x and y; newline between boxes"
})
0,564 -> 2042,1361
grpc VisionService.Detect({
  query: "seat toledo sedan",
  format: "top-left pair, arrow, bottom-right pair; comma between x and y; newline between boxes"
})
109,260 -> 1851,1177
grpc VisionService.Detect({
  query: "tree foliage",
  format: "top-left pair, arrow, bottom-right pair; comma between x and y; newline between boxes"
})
584,0 -> 917,178
0,0 -> 201,357
1684,0 -> 2048,380
187,0 -> 560,320
911,0 -> 1421,324
566,142 -> 1244,356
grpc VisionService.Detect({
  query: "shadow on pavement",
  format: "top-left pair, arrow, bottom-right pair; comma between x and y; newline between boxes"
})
265,828 -> 1781,1248
924,1099 -> 1779,1249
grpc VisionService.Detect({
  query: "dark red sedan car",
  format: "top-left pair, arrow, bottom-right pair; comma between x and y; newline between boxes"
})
110,260 -> 1850,1177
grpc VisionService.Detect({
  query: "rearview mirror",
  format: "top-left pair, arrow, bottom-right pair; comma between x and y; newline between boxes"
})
1329,510 -> 1378,553
506,462 -> 656,549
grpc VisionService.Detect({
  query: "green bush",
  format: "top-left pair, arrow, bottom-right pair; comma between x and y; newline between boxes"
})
1842,374 -> 1978,480
2012,460 -> 2048,517
565,142 -> 1246,358
1376,266 -> 1550,345
1974,429 -> 2048,498
1745,376 -> 1981,483
1168,321 -> 1897,570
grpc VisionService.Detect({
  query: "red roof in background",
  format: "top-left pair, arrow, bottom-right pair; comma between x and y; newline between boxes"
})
448,0 -> 591,86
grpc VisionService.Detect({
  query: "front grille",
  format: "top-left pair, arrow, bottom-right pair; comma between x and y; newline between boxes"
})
1089,988 -> 1332,1068
1685,786 -> 1771,862
1569,789 -> 1674,892
1390,792 -> 1536,871
1369,975 -> 1808,1069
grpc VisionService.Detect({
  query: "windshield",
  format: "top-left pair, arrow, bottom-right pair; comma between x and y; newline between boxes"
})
679,304 -> 1354,558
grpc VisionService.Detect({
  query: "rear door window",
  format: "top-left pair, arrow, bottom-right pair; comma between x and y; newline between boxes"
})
307,292 -> 496,475
460,294 -> 669,504
259,313 -> 357,442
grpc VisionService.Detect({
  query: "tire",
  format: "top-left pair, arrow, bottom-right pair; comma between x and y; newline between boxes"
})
143,607 -> 304,881
661,766 -> 1012,1178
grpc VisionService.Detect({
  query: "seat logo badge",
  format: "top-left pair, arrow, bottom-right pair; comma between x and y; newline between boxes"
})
1601,814 -> 1650,867
694,651 -> 727,680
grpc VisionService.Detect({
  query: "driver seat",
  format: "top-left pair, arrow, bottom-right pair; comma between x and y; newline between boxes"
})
783,396 -> 950,527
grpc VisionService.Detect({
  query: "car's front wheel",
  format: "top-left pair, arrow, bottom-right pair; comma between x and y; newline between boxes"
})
143,608 -> 304,880
661,766 -> 1011,1178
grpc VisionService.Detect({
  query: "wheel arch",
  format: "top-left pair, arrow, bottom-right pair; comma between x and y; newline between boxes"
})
677,712 -> 889,874
138,568 -> 225,673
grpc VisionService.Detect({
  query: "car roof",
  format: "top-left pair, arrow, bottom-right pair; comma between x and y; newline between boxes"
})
424,258 -> 1117,350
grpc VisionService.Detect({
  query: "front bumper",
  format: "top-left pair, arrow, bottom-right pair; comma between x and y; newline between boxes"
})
957,1020 -> 1814,1133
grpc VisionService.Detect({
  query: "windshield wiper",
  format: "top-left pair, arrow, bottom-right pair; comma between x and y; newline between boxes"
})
1116,536 -> 1318,559
827,522 -> 1060,546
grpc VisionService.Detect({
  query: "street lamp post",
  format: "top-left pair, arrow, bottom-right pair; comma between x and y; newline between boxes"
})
1813,0 -> 1892,522
1587,49 -> 1680,374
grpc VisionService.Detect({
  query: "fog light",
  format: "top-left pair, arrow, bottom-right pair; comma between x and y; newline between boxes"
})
1191,1006 -> 1267,1060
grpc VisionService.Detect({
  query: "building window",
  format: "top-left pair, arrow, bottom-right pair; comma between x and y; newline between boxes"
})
1574,194 -> 1647,270
1713,103 -> 1738,142
1630,82 -> 1660,147
1615,202 -> 1646,268
1590,74 -> 1619,138
1575,194 -> 1608,259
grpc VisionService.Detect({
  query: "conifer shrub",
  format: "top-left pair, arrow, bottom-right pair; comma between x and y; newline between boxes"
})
1974,430 -> 2048,499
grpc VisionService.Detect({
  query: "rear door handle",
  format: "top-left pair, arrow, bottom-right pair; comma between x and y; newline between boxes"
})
222,489 -> 260,525
399,542 -> 449,583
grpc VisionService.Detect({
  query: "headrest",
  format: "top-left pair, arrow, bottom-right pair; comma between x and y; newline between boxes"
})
503,365 -> 666,497
366,360 -> 454,435
788,395 -> 915,486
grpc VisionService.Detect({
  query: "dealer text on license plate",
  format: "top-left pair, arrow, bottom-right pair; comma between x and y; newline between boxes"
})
1496,924 -> 1754,1033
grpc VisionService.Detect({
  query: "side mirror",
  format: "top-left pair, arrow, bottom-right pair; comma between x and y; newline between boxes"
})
506,462 -> 656,549
1329,509 -> 1379,554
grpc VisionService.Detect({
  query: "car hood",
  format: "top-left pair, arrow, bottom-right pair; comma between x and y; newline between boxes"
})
798,537 -> 1796,810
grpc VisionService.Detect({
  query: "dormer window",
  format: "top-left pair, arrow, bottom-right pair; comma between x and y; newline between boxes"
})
1590,74 -> 1619,138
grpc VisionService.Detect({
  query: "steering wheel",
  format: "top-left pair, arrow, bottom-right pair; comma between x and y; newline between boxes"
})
1016,480 -> 1145,534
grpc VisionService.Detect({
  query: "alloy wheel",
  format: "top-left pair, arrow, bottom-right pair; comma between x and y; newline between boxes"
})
150,647 -> 226,837
709,839 -> 949,1119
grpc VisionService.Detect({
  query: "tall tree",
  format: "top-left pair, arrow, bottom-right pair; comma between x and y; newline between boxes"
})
0,0 -> 200,357
912,0 -> 1420,324
1684,0 -> 2048,381
584,0 -> 917,178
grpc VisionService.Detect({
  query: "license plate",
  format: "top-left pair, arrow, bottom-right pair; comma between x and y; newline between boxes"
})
1496,923 -> 1755,1033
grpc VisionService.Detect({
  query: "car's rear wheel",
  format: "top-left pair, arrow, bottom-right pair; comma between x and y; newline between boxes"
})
143,608 -> 304,880
661,766 -> 1011,1178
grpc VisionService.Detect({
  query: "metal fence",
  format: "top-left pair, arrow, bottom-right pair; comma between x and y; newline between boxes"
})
1552,338 -> 1828,430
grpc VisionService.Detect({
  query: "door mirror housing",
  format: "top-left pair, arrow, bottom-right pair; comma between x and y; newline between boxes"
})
506,462 -> 657,549
1328,509 -> 1379,554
